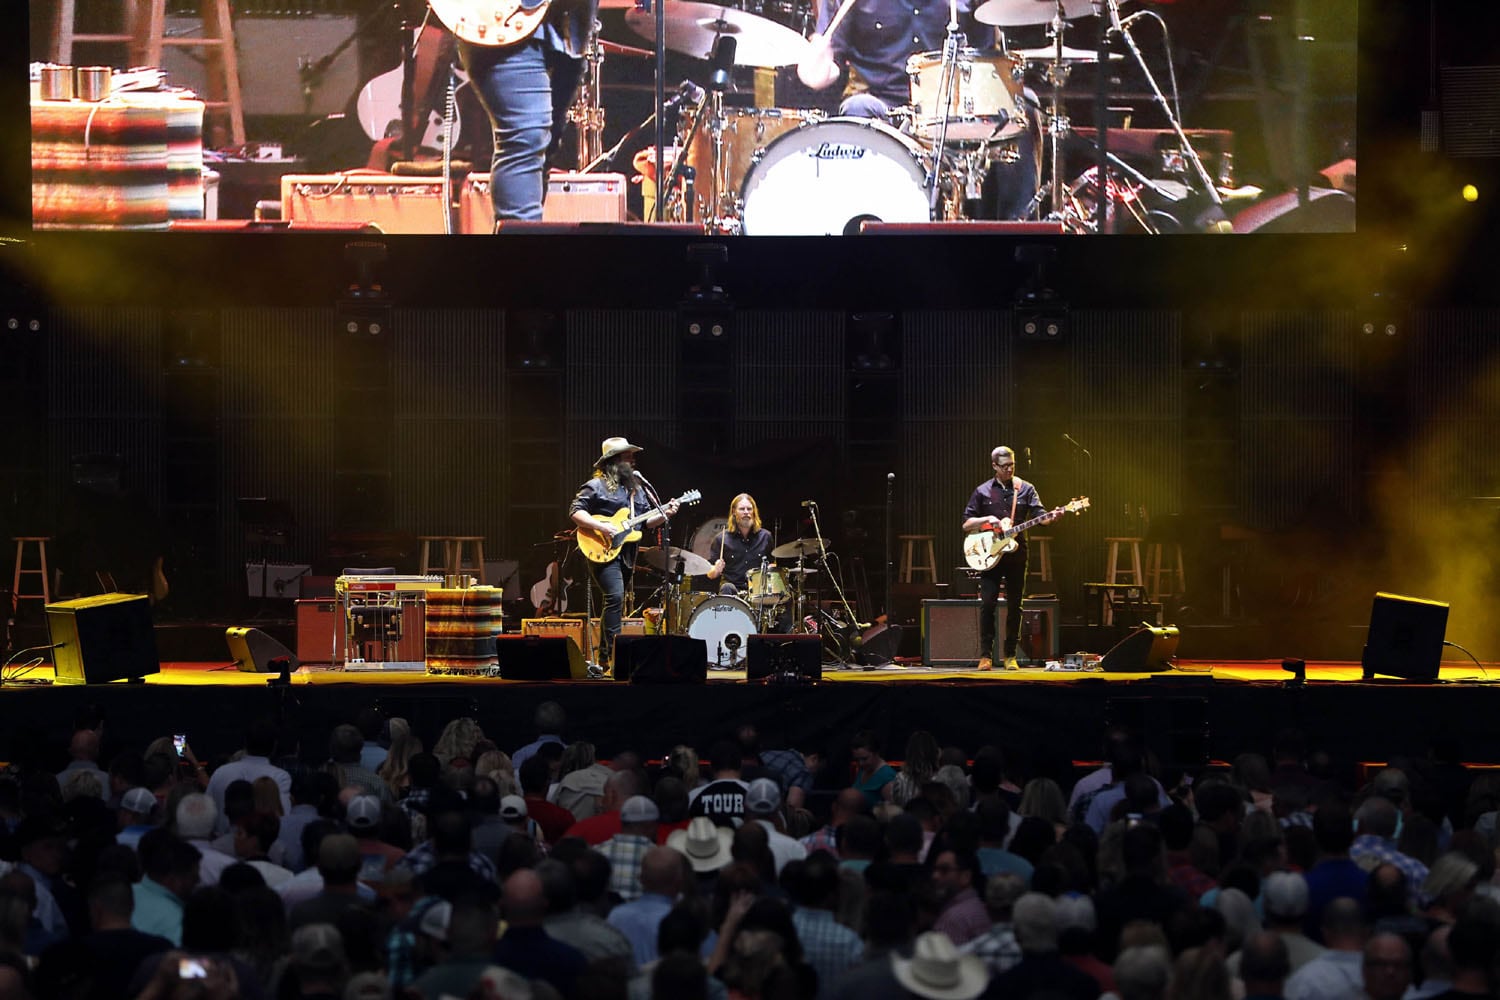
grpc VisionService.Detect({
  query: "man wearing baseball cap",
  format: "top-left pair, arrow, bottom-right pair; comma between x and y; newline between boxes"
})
598,796 -> 661,901
569,437 -> 679,672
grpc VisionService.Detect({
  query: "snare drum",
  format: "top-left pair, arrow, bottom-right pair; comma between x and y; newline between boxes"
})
685,107 -> 821,217
906,48 -> 1027,143
747,567 -> 788,606
688,596 -> 758,668
740,117 -> 932,236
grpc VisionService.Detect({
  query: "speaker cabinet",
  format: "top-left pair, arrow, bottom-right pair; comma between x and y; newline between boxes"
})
920,598 -> 1061,665
226,627 -> 299,673
1100,625 -> 1181,672
45,593 -> 159,684
497,635 -> 586,680
296,598 -> 426,665
615,636 -> 708,684
747,634 -> 823,680
1361,592 -> 1447,681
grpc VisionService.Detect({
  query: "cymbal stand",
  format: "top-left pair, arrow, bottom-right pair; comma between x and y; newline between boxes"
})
1042,1 -> 1076,222
925,0 -> 965,216
1102,0 -> 1229,228
661,91 -> 711,223
569,22 -> 607,169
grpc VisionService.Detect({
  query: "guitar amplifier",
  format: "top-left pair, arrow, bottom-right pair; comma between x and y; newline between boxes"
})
921,597 -> 1060,665
460,172 -> 627,232
282,173 -> 447,233
297,597 -> 428,664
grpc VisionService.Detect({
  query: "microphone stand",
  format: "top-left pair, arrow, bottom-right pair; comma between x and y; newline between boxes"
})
634,471 -> 677,679
926,0 -> 964,217
1062,434 -> 1092,616
884,474 -> 894,627
1102,0 -> 1229,229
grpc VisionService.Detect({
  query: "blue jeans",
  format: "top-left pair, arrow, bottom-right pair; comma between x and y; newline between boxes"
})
461,36 -> 583,222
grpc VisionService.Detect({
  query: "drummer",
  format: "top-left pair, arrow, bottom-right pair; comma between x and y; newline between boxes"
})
705,493 -> 774,596
796,0 -> 992,120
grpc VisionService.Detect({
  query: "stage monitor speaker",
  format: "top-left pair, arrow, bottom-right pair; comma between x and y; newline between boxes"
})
45,593 -> 159,684
747,634 -> 823,680
497,635 -> 586,680
921,598 -> 1059,665
1100,624 -> 1180,672
226,627 -> 299,673
853,624 -> 903,666
616,635 -> 708,684
1361,591 -> 1447,681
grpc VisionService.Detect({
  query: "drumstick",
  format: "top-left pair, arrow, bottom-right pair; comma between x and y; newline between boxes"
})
821,0 -> 860,40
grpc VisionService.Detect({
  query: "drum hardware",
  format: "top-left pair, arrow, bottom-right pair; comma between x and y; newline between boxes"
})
568,24 -> 609,170
1098,0 -> 1230,231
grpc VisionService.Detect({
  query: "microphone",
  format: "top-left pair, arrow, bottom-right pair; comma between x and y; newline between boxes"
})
800,500 -> 816,507
678,79 -> 706,104
1062,433 -> 1091,457
887,473 -> 895,482
709,36 -> 737,91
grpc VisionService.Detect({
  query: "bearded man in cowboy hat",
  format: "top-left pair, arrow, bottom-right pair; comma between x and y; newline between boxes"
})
570,437 -> 679,670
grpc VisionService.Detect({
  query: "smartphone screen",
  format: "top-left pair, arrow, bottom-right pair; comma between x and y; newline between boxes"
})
173,735 -> 186,757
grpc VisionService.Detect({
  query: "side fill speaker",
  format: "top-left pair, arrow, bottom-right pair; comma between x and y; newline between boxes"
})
1100,625 -> 1180,672
616,636 -> 708,684
747,634 -> 823,680
226,627 -> 299,673
46,594 -> 160,684
497,635 -> 585,680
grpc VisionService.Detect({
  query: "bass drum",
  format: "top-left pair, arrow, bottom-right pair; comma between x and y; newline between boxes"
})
688,596 -> 758,669
740,117 -> 932,236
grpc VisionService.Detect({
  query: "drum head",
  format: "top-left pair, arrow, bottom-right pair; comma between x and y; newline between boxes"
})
687,595 -> 757,668
689,517 -> 730,560
741,117 -> 932,235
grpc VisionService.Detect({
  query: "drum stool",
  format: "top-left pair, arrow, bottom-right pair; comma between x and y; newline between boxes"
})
1104,537 -> 1144,587
898,535 -> 939,584
11,536 -> 52,611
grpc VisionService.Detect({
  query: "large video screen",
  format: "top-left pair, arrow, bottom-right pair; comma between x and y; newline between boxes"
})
25,0 -> 1356,235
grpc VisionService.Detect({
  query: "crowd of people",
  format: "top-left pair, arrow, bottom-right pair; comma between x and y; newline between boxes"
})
3,699 -> 1500,1000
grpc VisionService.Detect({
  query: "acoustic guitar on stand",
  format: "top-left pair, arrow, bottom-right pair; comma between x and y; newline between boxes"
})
577,490 -> 703,563
963,497 -> 1090,571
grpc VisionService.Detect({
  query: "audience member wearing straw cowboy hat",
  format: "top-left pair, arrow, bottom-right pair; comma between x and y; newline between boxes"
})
892,932 -> 991,1000
667,816 -> 735,873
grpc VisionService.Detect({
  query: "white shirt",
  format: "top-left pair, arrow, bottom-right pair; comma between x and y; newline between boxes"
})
1284,949 -> 1365,1000
204,754 -> 292,830
754,818 -> 808,874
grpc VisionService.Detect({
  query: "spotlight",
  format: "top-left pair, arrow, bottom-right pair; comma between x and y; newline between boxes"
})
1462,184 -> 1479,203
1281,657 -> 1306,686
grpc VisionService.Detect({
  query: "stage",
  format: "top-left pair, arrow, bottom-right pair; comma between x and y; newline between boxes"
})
4,653 -> 1497,780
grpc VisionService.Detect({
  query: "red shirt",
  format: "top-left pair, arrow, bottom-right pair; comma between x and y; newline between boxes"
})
525,794 -> 577,844
565,810 -> 622,845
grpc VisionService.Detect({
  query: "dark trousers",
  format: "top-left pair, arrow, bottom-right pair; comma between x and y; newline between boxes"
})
979,550 -> 1027,660
593,557 -> 632,664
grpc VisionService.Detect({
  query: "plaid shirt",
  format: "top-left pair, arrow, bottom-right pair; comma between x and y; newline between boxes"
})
962,922 -> 1023,977
598,833 -> 655,900
1350,835 -> 1429,902
801,824 -> 839,858
791,907 -> 864,993
760,749 -> 814,794
398,842 -> 497,883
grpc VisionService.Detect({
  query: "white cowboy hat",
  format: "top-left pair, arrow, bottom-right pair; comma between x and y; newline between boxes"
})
595,436 -> 644,467
891,932 -> 990,1000
665,815 -> 734,872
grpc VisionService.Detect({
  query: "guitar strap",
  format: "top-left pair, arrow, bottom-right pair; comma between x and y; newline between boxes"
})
1009,478 -> 1022,523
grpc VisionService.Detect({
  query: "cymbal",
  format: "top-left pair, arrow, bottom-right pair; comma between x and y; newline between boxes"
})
624,2 -> 811,68
1013,44 -> 1121,63
975,0 -> 1094,27
771,538 -> 827,559
638,545 -> 714,576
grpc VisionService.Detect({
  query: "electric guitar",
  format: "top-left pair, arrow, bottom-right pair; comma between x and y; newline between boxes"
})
576,490 -> 703,563
963,496 -> 1090,571
429,0 -> 550,47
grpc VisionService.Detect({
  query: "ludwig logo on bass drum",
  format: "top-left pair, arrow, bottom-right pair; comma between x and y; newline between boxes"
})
813,142 -> 867,160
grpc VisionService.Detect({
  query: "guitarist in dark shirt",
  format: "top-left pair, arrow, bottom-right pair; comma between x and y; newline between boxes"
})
569,437 -> 678,669
962,446 -> 1055,671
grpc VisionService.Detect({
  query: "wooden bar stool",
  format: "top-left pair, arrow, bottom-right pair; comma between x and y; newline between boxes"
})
1104,537 -> 1144,587
1028,536 -> 1054,584
53,0 -> 246,146
450,537 -> 488,584
417,536 -> 447,577
898,534 -> 938,584
11,536 -> 53,610
1145,542 -> 1186,603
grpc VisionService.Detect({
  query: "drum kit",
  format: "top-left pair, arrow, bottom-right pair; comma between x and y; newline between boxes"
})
637,534 -> 831,669
556,0 -> 1229,233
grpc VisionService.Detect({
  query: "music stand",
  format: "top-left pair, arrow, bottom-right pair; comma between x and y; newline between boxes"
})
238,498 -> 295,608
